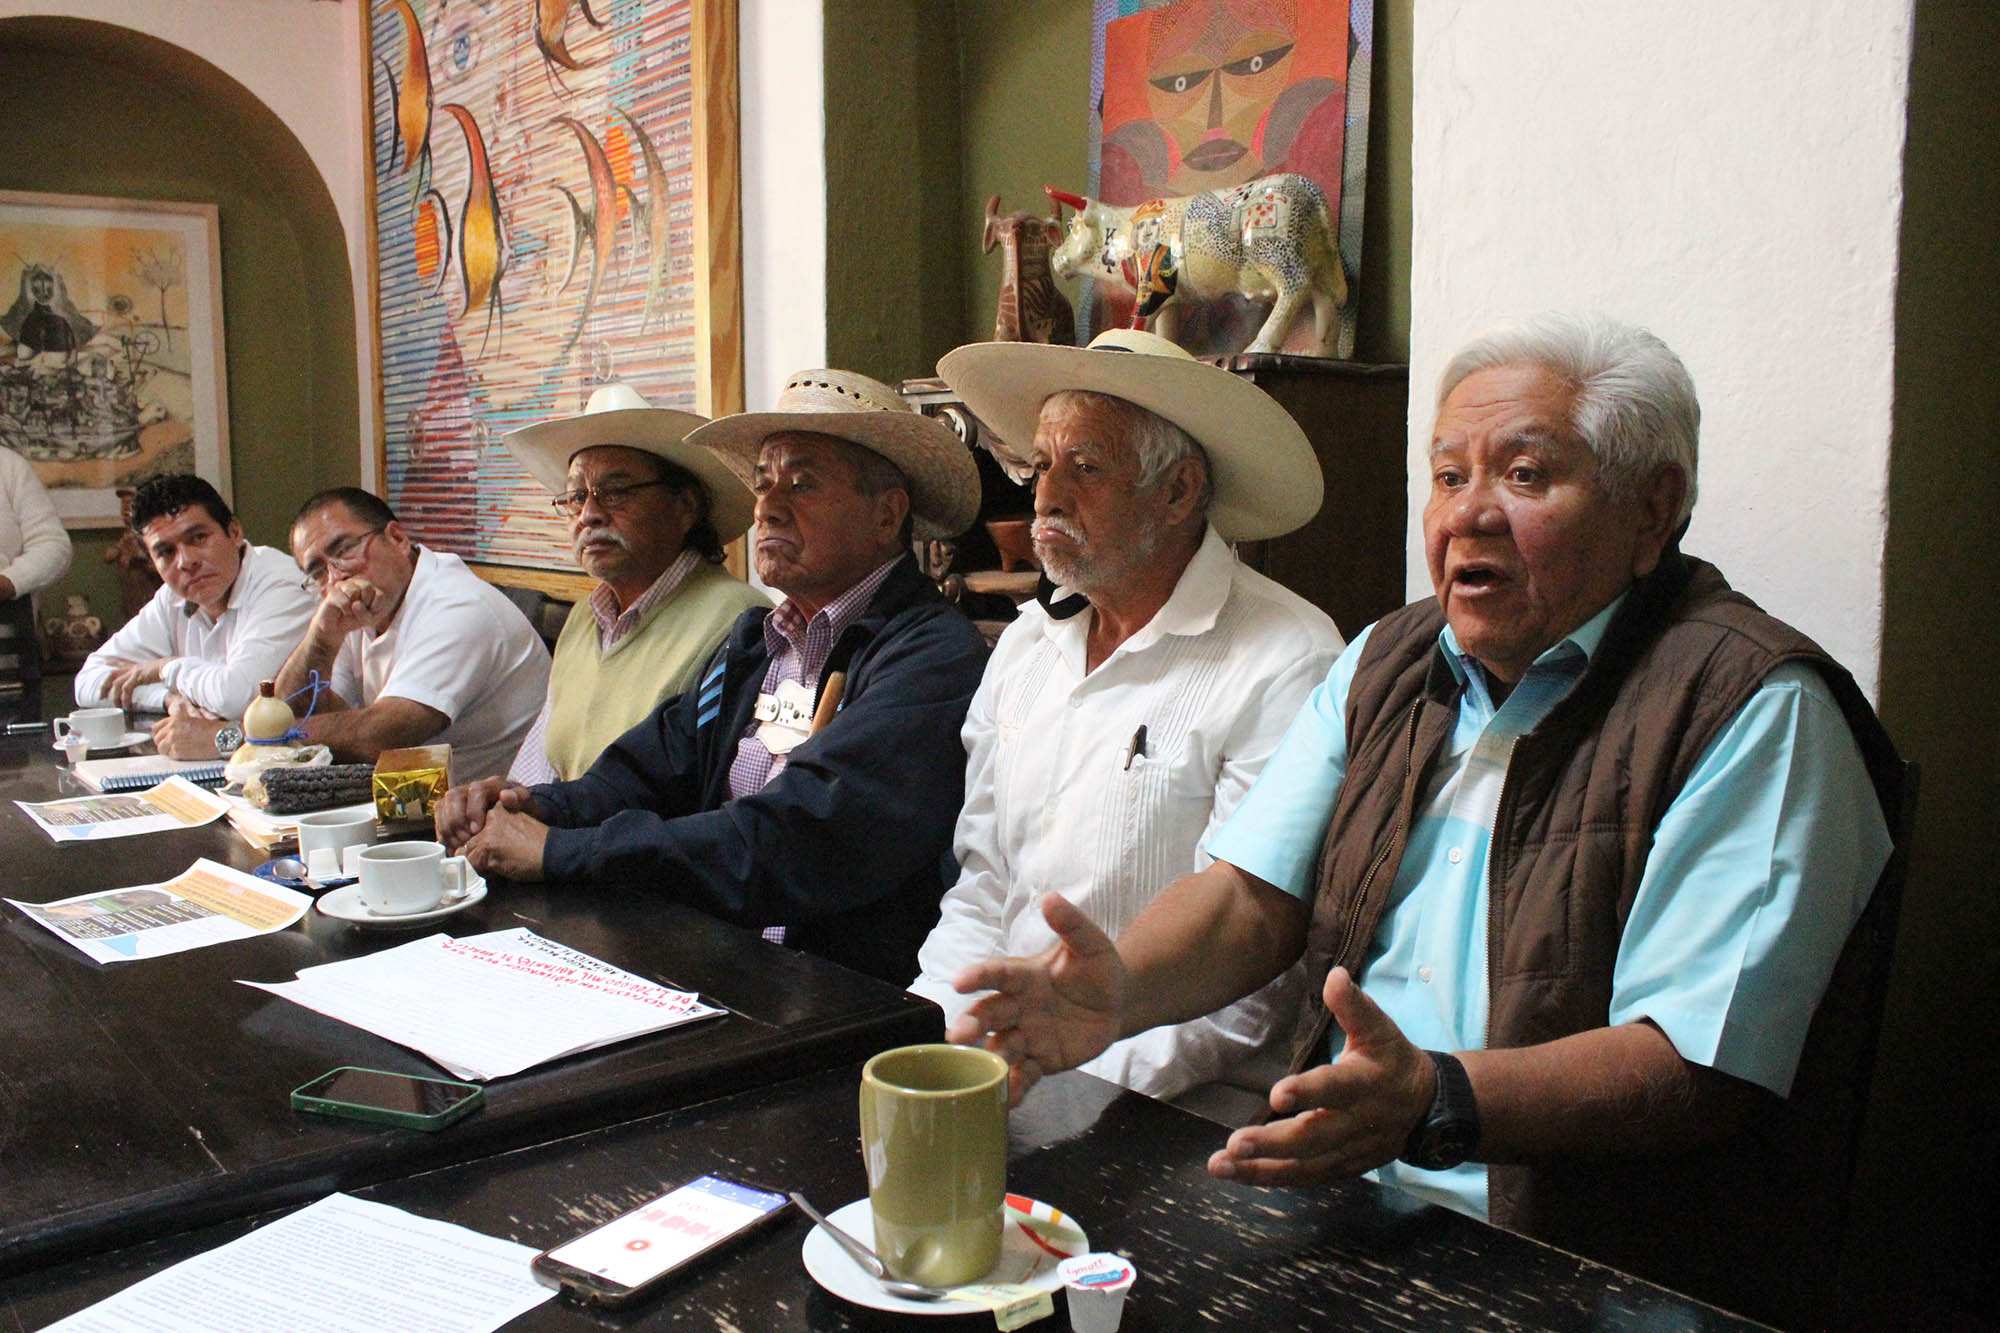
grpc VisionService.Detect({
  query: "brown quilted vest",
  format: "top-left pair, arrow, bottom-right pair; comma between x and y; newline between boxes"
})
1286,549 -> 1901,1320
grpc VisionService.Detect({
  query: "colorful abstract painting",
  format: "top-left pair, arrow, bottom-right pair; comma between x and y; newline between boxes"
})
367,0 -> 737,576
1084,0 -> 1372,357
0,191 -> 229,528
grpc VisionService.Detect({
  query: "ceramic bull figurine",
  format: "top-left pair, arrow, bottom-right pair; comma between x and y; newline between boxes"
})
1047,173 -> 1348,357
982,195 -> 1076,345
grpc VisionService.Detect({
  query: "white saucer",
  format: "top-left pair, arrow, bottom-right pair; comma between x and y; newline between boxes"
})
799,1195 -> 1087,1315
51,730 -> 152,754
315,876 -> 487,928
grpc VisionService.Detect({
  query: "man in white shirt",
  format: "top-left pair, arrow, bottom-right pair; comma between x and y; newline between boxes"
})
275,488 -> 549,783
910,329 -> 1343,1120
0,445 -> 71,605
75,474 -> 314,758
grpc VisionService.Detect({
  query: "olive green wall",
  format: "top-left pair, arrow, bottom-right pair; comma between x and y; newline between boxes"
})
823,0 -> 969,382
824,0 -> 1413,380
1856,2 -> 2000,1318
0,17 -> 359,653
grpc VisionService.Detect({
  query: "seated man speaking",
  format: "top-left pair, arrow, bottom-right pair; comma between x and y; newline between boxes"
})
910,329 -> 1342,1119
503,382 -> 768,783
948,313 -> 1899,1311
75,474 -> 314,758
436,370 -> 989,983
276,488 -> 550,783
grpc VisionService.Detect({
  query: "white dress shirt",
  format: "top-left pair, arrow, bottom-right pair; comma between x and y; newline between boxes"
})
74,544 -> 316,716
911,527 -> 1343,1104
0,447 -> 72,598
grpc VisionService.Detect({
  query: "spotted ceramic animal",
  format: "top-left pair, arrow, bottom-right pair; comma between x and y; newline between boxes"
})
1047,173 -> 1348,357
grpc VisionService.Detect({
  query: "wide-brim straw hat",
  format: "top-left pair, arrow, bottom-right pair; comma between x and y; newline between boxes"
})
504,383 -> 753,541
937,328 -> 1324,541
686,370 -> 981,541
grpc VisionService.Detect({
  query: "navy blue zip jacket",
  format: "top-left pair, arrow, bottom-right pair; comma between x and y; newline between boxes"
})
531,555 -> 989,982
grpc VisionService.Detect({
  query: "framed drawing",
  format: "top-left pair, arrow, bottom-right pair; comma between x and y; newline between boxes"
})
1082,0 -> 1373,358
0,190 -> 230,529
363,0 -> 743,588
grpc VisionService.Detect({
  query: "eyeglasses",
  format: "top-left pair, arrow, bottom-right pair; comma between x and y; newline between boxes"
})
299,527 -> 384,591
552,479 -> 669,518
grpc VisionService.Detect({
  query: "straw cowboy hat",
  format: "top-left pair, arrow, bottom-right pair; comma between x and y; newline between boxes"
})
504,383 -> 753,541
687,370 -> 981,541
937,328 -> 1324,541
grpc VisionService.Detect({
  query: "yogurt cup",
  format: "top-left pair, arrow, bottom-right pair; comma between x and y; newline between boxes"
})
1058,1252 -> 1137,1333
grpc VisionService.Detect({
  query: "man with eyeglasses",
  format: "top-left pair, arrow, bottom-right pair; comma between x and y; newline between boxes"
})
434,369 -> 988,983
75,474 -> 315,758
501,384 -> 768,784
274,487 -> 549,782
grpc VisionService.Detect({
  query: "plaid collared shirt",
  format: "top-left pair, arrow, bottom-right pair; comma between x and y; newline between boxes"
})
728,555 -> 902,946
507,550 -> 703,786
726,554 -> 901,799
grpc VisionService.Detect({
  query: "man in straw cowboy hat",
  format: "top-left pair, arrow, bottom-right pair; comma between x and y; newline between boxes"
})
941,313 -> 1901,1319
501,383 -> 768,783
908,328 -> 1342,1122
437,369 -> 989,983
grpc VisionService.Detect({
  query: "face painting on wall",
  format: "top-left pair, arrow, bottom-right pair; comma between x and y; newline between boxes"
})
1100,0 -> 1349,203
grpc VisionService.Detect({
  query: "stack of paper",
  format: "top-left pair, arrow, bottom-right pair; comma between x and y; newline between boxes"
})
241,928 -> 726,1080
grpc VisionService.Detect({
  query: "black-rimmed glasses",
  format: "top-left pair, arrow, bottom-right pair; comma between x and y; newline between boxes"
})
299,528 -> 385,591
551,479 -> 670,518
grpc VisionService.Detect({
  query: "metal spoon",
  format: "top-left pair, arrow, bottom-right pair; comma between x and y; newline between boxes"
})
267,857 -> 310,883
789,1191 -> 950,1303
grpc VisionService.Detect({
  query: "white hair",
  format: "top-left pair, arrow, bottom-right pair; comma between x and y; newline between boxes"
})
1436,312 -> 1700,525
1040,390 -> 1214,512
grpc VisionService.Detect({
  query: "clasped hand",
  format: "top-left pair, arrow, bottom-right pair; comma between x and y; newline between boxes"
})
434,777 -> 549,881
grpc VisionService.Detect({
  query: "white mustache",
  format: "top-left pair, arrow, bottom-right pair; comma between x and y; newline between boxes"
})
573,526 -> 630,560
1032,518 -> 1085,547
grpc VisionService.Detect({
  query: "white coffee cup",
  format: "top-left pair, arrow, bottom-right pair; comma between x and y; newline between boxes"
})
55,707 -> 125,749
355,840 -> 468,916
296,808 -> 376,864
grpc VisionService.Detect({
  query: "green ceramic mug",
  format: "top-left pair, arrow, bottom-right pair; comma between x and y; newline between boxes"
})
859,1043 -> 1009,1287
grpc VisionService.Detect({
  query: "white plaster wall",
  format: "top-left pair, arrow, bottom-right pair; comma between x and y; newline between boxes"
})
740,0 -> 826,410
1409,0 -> 1911,697
4,0 -> 379,483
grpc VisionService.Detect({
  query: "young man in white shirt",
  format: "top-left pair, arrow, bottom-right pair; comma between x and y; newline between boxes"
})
74,474 -> 315,758
276,488 -> 550,783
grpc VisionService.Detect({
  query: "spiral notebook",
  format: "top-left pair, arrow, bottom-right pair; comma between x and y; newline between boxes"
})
71,756 -> 229,793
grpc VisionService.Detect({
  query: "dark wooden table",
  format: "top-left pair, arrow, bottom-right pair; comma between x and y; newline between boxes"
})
0,1062 -> 1762,1330
0,740 -> 941,1278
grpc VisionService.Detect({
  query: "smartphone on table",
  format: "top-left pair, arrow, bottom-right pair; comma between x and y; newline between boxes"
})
289,1066 -> 484,1131
531,1175 -> 792,1307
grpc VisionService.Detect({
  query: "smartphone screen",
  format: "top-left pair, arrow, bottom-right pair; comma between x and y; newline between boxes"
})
535,1176 -> 789,1302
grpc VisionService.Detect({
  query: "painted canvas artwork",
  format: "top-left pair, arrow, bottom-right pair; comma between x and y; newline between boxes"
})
0,191 -> 229,529
368,0 -> 734,574
1084,0 -> 1371,357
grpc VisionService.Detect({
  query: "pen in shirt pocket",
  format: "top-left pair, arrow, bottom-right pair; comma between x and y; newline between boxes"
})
1123,724 -> 1148,770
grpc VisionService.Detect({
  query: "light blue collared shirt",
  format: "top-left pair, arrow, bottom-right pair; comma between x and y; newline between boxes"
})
1209,598 -> 1891,1219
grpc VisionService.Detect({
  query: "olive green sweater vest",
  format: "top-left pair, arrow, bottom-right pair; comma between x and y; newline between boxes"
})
543,562 -> 768,780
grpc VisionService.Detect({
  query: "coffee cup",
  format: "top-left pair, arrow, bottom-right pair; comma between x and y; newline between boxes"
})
355,840 -> 467,916
859,1043 -> 1009,1288
295,808 -> 376,866
54,707 -> 125,749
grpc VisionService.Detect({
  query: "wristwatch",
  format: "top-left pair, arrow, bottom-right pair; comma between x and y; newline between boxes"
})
1399,1050 -> 1481,1171
213,724 -> 244,757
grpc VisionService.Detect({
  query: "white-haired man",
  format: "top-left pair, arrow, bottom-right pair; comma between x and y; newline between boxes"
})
948,313 -> 1900,1314
910,330 -> 1342,1121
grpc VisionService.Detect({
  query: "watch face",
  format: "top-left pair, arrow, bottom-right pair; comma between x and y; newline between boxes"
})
1412,1122 -> 1479,1172
215,727 -> 243,756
